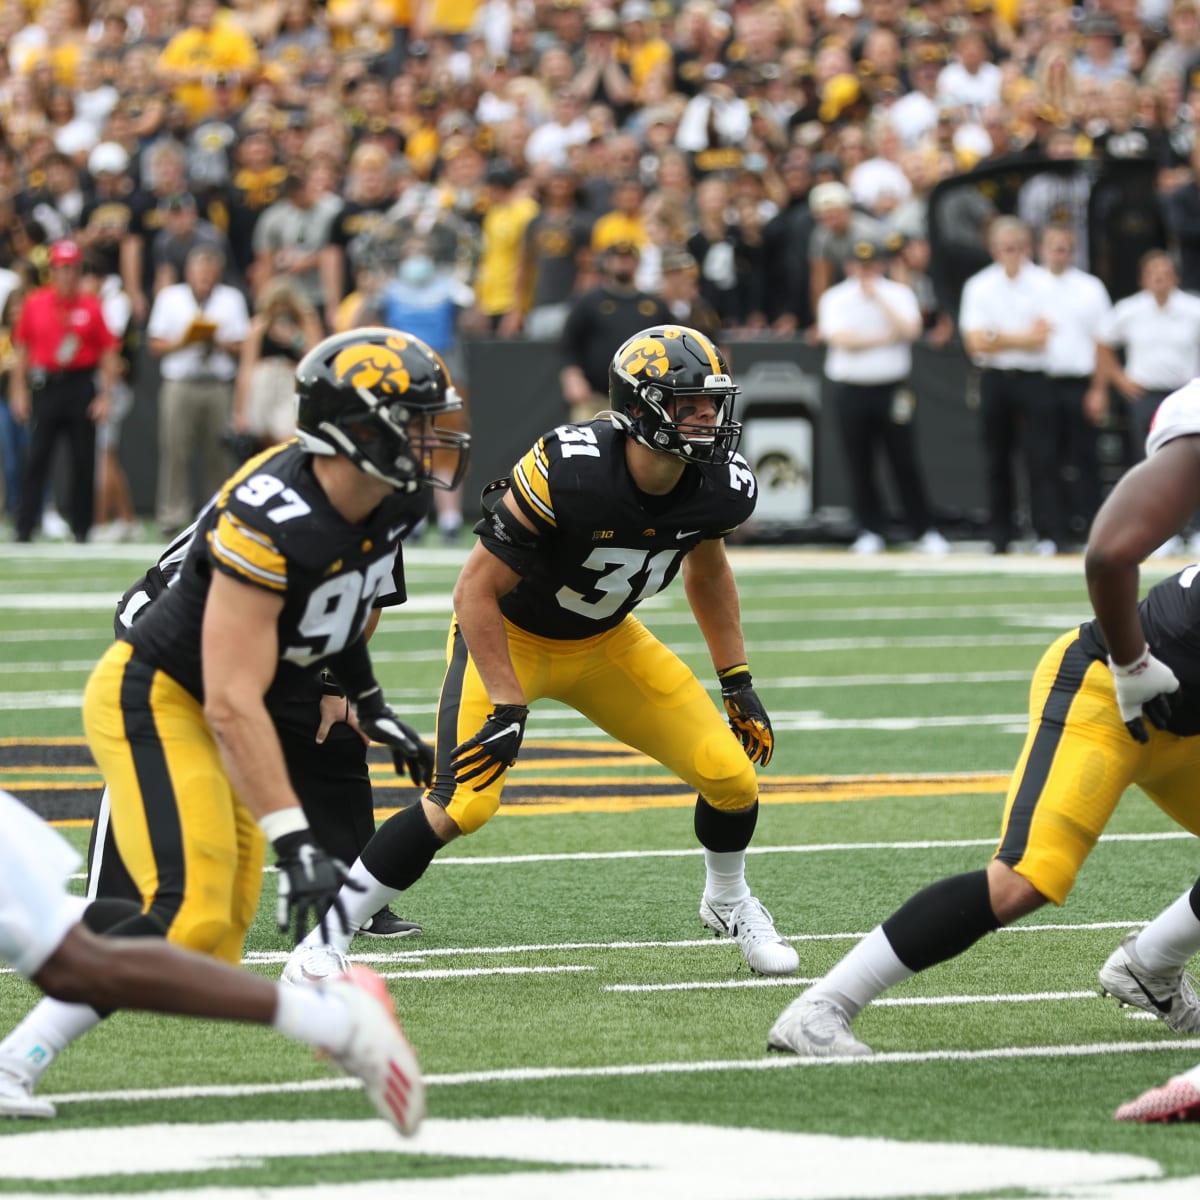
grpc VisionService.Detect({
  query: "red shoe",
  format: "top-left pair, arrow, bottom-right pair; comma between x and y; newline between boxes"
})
1114,1077 -> 1200,1123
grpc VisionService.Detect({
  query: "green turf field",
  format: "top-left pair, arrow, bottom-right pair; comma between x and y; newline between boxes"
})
2,543 -> 1199,1199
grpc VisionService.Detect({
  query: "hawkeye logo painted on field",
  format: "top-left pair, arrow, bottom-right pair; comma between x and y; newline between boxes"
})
333,335 -> 411,397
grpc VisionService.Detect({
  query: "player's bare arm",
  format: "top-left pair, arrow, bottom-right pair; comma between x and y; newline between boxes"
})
1086,437 -> 1200,665
452,492 -> 530,707
201,570 -> 302,820
682,536 -> 749,672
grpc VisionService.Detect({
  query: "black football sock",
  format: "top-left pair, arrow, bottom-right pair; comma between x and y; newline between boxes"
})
881,870 -> 1000,973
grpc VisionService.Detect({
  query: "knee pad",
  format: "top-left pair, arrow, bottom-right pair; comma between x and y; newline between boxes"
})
693,731 -> 758,813
444,786 -> 502,837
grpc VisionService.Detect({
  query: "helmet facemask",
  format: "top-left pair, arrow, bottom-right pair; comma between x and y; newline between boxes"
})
625,377 -> 741,465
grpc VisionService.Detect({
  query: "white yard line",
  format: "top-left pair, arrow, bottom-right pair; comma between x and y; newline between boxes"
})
381,965 -> 594,980
42,1037 -> 1200,1109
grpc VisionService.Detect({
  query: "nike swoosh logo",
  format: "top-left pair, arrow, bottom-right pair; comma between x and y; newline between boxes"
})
482,722 -> 521,744
676,529 -> 701,540
1127,968 -> 1174,1014
387,525 -> 407,541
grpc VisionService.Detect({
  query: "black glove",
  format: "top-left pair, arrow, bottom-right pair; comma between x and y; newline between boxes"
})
450,703 -> 529,790
719,665 -> 774,767
355,687 -> 435,788
273,831 -> 361,945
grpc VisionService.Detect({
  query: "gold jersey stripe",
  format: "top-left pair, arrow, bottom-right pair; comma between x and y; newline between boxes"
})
513,440 -> 555,527
208,513 -> 288,590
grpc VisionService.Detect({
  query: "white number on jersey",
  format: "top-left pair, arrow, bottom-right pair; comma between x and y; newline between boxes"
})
283,555 -> 394,664
234,474 -> 313,523
556,547 -> 680,619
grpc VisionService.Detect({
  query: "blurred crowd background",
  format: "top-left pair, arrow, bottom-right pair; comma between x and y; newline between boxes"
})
0,0 -> 1197,546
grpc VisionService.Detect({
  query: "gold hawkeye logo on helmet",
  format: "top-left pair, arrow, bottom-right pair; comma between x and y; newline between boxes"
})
333,341 -> 411,397
619,337 -> 670,379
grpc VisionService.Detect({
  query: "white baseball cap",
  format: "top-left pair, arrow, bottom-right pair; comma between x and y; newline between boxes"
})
88,142 -> 130,177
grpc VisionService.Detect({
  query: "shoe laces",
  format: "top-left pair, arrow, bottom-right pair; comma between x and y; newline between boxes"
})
729,896 -> 782,946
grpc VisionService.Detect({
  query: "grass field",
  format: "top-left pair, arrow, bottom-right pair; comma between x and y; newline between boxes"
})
3,542 -> 1200,1199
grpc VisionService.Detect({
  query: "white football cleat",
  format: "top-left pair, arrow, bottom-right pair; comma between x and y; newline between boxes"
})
767,996 -> 873,1058
0,1066 -> 56,1119
282,943 -> 351,987
1099,932 -> 1200,1033
700,895 -> 799,976
1115,1076 -> 1200,1123
324,966 -> 425,1137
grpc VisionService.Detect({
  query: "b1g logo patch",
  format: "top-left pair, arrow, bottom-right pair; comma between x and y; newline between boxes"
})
333,336 -> 412,396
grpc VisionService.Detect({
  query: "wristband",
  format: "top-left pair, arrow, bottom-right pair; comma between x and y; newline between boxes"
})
1109,646 -> 1151,676
258,806 -> 310,844
717,663 -> 751,683
320,668 -> 345,698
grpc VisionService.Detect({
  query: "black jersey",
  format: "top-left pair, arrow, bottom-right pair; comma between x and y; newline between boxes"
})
1079,566 -> 1200,736
493,420 -> 756,639
125,440 -> 423,705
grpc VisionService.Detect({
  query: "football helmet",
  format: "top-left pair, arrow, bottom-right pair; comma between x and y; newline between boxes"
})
607,325 -> 741,465
295,327 -> 470,492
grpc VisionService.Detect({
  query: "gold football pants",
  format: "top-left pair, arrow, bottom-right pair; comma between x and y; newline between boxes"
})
82,641 -> 265,963
428,614 -> 759,834
996,629 -> 1200,904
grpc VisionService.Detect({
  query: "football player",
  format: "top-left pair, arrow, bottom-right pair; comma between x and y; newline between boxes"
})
768,378 -> 1200,1065
285,324 -> 799,979
0,789 -> 424,1134
0,328 -> 468,1118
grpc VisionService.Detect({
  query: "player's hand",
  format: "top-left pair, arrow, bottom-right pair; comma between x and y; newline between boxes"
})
316,693 -> 368,746
719,666 -> 774,766
273,831 -> 362,944
354,688 -> 435,788
1109,646 -> 1180,743
450,703 -> 529,790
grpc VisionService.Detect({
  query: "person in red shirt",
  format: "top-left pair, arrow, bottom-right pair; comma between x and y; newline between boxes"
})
10,239 -> 119,543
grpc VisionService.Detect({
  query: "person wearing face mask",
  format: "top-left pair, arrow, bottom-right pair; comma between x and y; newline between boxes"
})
559,241 -> 671,423
360,237 -> 474,544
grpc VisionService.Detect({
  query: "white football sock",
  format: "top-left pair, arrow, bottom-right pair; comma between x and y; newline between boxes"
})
300,859 -> 399,955
0,998 -> 102,1085
806,926 -> 913,1018
1132,890 -> 1200,971
702,849 -> 751,906
272,985 -> 355,1055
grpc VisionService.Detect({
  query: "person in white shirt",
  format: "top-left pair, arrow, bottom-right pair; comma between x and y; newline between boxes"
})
1037,224 -> 1113,545
936,30 -> 1003,119
818,238 -> 948,556
523,89 -> 591,169
959,216 -> 1060,553
146,245 -> 249,535
1094,250 -> 1200,465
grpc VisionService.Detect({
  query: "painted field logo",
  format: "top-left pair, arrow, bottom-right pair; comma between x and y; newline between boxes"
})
0,1117 -> 1167,1199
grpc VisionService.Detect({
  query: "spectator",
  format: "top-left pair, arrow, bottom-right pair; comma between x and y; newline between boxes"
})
1017,128 -> 1092,266
573,9 -> 633,118
516,167 -> 593,340
959,216 -> 1060,554
656,245 -> 721,346
1164,137 -> 1200,292
225,129 -> 288,282
763,148 -> 816,334
232,276 -> 323,454
559,241 -> 670,422
1037,223 -> 1113,546
1073,12 -> 1131,87
146,245 -> 249,536
151,190 -> 233,295
0,287 -> 28,529
156,0 -> 259,127
524,87 -> 591,169
1094,250 -> 1200,475
818,237 -> 948,556
122,142 -> 192,325
252,169 -> 341,321
936,30 -> 1002,118
470,159 -> 539,336
808,180 -> 885,316
79,143 -> 135,281
9,239 -> 119,545
686,175 -> 758,329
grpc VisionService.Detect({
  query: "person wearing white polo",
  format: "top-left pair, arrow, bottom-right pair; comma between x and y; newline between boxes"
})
818,237 -> 948,556
959,216 -> 1059,554
1037,224 -> 1112,546
1094,250 -> 1200,465
147,245 -> 248,536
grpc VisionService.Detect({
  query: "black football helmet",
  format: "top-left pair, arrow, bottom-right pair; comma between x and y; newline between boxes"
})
607,325 -> 741,465
295,327 -> 470,492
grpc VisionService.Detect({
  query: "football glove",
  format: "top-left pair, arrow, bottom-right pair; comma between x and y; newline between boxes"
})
451,703 -> 529,790
1109,646 -> 1181,744
719,664 -> 774,767
354,687 -> 435,788
273,831 -> 361,944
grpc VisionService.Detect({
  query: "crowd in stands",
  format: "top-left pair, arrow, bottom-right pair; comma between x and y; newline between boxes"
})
0,0 -> 1198,542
